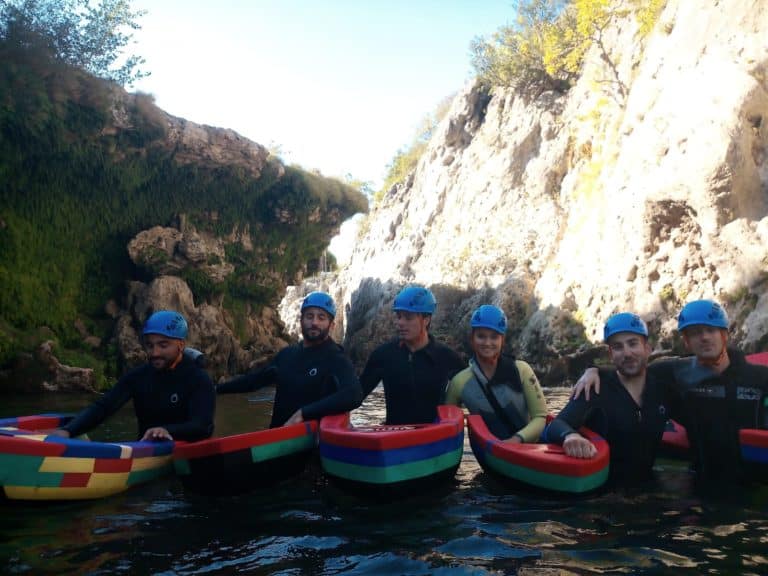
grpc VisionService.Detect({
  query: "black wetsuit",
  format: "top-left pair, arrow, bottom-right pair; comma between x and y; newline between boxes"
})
216,338 -> 362,428
359,336 -> 465,424
650,348 -> 768,483
64,354 -> 215,441
545,369 -> 669,486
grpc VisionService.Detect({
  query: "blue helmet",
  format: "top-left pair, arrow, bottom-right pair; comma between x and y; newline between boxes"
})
301,291 -> 336,318
470,305 -> 508,335
603,312 -> 648,341
392,286 -> 436,314
677,299 -> 728,331
143,311 -> 188,339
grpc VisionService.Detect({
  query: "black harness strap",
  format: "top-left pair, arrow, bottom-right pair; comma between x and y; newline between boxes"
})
476,359 -> 526,439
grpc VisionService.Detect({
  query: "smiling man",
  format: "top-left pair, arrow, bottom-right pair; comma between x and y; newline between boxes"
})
216,291 -> 363,427
52,311 -> 215,442
573,300 -> 768,484
358,285 -> 465,425
544,313 -> 670,487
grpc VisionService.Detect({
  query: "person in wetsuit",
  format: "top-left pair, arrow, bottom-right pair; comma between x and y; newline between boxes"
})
545,313 -> 670,486
216,291 -> 363,428
52,311 -> 215,442
445,305 -> 547,442
574,300 -> 768,484
358,285 -> 465,424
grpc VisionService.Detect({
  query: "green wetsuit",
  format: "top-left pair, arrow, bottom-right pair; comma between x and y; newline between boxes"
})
445,355 -> 547,441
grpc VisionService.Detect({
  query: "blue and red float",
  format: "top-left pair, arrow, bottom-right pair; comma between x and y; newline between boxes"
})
318,404 -> 464,495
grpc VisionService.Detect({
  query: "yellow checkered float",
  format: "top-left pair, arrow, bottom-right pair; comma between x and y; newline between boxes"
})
0,414 -> 173,501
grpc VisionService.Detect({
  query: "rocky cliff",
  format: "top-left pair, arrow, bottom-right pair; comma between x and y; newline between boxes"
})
285,0 -> 768,384
0,44 -> 366,391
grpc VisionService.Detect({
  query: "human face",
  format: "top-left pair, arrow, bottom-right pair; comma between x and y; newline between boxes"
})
682,325 -> 726,362
300,307 -> 333,346
144,334 -> 184,370
607,332 -> 650,378
395,311 -> 430,346
471,328 -> 503,363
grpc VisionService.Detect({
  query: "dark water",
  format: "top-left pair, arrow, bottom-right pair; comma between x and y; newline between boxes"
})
2,388 -> 768,575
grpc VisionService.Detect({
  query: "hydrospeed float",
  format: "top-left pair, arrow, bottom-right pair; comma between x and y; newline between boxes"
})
658,352 -> 768,465
0,414 -> 173,501
319,405 -> 464,495
173,421 -> 318,495
660,419 -> 690,458
468,415 -> 609,493
739,351 -> 768,475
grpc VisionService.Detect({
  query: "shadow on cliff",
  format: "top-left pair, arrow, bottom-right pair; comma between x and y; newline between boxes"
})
341,277 -> 605,387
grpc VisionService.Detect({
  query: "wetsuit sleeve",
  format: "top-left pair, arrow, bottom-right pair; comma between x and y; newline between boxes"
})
445,368 -> 471,406
543,395 -> 598,444
163,370 -> 216,441
515,361 -> 548,442
301,354 -> 363,421
216,364 -> 278,393
63,375 -> 134,437
359,347 -> 385,398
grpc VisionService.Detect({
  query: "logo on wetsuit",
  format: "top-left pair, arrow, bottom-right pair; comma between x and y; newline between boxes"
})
737,387 -> 762,401
170,393 -> 179,404
308,368 -> 318,377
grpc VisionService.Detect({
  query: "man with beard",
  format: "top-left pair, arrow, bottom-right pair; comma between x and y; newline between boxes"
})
574,300 -> 768,484
544,312 -> 670,487
358,285 -> 465,424
51,311 -> 215,442
217,291 -> 362,428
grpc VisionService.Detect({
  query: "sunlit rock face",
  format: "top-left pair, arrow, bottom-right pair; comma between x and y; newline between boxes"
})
284,0 -> 768,381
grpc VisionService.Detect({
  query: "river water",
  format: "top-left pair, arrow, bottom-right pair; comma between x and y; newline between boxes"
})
2,387 -> 768,575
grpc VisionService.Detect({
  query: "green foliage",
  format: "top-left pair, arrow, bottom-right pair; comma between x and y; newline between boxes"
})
471,0 -> 667,91
634,0 -> 666,37
470,0 -> 575,91
0,0 -> 148,86
0,322 -> 20,366
55,344 -> 109,389
379,95 -> 454,195
380,142 -> 427,194
0,43 -> 366,363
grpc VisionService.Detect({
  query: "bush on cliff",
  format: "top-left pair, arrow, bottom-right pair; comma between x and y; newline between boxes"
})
470,0 -> 667,92
0,37 -> 366,372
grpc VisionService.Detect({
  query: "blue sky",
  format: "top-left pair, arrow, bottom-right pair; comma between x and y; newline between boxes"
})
130,1 -> 513,189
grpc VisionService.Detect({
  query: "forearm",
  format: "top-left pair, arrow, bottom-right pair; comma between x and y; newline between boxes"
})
543,417 -> 577,444
516,361 -> 548,442
216,366 -> 276,393
63,381 -> 131,436
543,400 -> 592,444
302,377 -> 363,421
515,415 -> 546,443
63,403 -> 109,437
359,361 -> 382,398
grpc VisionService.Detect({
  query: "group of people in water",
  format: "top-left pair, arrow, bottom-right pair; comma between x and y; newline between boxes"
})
50,286 -> 768,490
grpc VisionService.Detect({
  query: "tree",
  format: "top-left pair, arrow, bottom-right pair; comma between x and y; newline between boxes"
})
471,0 -> 667,94
0,0 -> 147,86
470,0 -> 573,92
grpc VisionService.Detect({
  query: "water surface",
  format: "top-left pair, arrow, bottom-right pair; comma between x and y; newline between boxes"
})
2,388 -> 767,575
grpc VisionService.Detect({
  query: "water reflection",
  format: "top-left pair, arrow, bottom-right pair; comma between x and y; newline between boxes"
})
1,387 -> 767,575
